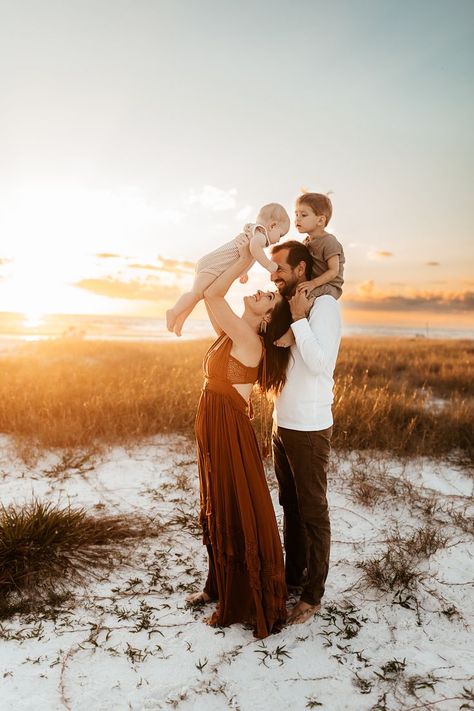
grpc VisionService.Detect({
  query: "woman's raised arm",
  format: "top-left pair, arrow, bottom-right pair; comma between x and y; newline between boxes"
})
204,237 -> 261,355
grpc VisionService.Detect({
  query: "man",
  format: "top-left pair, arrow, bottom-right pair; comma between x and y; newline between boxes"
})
270,240 -> 342,624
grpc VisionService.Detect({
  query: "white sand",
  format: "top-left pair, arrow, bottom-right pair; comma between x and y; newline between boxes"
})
0,435 -> 473,711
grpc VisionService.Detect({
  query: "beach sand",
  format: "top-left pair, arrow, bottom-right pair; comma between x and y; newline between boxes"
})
0,434 -> 472,710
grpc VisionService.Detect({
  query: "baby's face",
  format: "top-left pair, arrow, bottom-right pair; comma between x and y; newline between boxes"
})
257,208 -> 289,244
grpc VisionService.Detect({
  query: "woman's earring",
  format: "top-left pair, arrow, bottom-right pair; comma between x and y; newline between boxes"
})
260,320 -> 267,334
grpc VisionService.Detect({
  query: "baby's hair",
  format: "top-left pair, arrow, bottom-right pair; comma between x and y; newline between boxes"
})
260,203 -> 290,234
296,192 -> 333,227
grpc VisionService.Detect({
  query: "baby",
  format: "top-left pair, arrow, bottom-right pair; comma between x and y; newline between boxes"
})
166,203 -> 290,336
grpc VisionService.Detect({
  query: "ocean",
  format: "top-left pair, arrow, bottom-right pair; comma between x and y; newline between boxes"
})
0,312 -> 472,346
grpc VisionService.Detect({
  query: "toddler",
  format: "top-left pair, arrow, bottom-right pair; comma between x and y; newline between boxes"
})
295,192 -> 344,300
275,192 -> 345,348
166,203 -> 290,336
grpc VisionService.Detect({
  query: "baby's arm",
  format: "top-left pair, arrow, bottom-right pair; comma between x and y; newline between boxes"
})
297,255 -> 340,293
249,231 -> 278,273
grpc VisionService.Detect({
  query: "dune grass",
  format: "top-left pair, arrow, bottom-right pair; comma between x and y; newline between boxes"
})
0,337 -> 472,463
0,500 -> 160,618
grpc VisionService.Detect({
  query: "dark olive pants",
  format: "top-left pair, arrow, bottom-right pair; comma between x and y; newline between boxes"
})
272,425 -> 332,606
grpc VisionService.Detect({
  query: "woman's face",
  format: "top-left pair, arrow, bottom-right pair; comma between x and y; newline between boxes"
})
245,289 -> 282,317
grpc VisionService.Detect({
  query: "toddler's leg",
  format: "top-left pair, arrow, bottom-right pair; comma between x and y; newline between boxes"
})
166,272 -> 215,335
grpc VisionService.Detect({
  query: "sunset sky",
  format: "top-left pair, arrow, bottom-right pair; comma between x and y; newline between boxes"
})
1,0 -> 473,331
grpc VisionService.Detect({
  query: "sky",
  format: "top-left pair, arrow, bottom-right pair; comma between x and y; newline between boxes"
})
1,0 -> 473,331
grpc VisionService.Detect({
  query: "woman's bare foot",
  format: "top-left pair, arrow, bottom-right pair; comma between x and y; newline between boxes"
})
185,590 -> 212,607
287,600 -> 321,625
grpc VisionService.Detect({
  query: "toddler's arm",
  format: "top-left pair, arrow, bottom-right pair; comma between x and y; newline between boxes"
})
249,231 -> 278,273
297,254 -> 340,293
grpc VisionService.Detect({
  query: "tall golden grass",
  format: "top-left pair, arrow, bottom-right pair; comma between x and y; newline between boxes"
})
0,337 -> 472,462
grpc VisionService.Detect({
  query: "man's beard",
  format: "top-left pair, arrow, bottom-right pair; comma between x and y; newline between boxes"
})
277,278 -> 298,299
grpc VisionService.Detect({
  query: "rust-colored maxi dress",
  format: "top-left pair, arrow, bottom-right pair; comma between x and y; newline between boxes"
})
195,333 -> 287,638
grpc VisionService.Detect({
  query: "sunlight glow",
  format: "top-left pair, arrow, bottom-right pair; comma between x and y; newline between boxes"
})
22,311 -> 45,329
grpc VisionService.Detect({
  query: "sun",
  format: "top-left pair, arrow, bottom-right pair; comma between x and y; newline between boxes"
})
22,310 -> 45,329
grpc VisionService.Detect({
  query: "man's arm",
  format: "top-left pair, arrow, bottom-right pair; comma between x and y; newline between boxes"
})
288,293 -> 341,374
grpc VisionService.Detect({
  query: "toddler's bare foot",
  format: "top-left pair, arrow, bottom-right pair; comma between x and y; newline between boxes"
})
274,328 -> 295,348
185,591 -> 212,607
166,309 -> 176,332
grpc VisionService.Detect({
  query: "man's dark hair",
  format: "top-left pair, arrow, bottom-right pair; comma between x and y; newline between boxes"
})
271,240 -> 312,280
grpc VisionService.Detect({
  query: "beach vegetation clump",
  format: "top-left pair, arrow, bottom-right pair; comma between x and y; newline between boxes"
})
0,500 -> 160,617
357,525 -> 449,596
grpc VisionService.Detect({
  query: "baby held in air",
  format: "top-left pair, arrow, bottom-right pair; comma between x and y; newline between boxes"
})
166,203 -> 290,336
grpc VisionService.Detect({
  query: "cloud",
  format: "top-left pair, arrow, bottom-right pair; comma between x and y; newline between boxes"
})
355,280 -> 375,296
96,253 -> 123,259
236,205 -> 254,221
368,250 -> 394,260
129,263 -> 162,272
426,261 -> 440,266
345,287 -> 474,313
187,185 -> 238,211
128,257 -> 195,274
75,277 -> 180,302
156,256 -> 196,273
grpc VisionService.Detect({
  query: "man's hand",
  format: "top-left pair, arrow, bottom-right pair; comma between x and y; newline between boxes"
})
289,289 -> 313,321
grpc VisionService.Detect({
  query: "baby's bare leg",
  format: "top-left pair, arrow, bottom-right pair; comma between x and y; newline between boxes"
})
166,272 -> 215,335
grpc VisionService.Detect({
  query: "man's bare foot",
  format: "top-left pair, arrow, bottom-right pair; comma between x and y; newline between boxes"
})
166,309 -> 176,332
185,591 -> 212,607
287,601 -> 321,625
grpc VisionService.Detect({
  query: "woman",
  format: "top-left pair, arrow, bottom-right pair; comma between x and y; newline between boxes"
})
187,238 -> 293,638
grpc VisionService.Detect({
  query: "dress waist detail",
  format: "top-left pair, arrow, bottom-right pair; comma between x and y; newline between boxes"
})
203,376 -> 251,416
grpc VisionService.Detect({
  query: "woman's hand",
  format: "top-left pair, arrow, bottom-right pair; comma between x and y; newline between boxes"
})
235,232 -> 251,259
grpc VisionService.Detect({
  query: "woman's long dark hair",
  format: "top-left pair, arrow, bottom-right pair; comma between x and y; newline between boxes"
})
256,297 -> 293,394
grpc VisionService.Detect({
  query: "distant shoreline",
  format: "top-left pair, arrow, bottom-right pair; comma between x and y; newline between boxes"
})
0,313 -> 472,345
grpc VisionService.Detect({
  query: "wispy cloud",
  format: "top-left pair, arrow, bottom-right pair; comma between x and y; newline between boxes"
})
236,205 -> 254,221
96,253 -> 123,259
156,256 -> 195,273
426,261 -> 440,266
367,250 -> 394,260
345,285 -> 474,313
128,258 -> 195,275
187,185 -> 238,211
75,277 -> 180,302
129,263 -> 162,271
